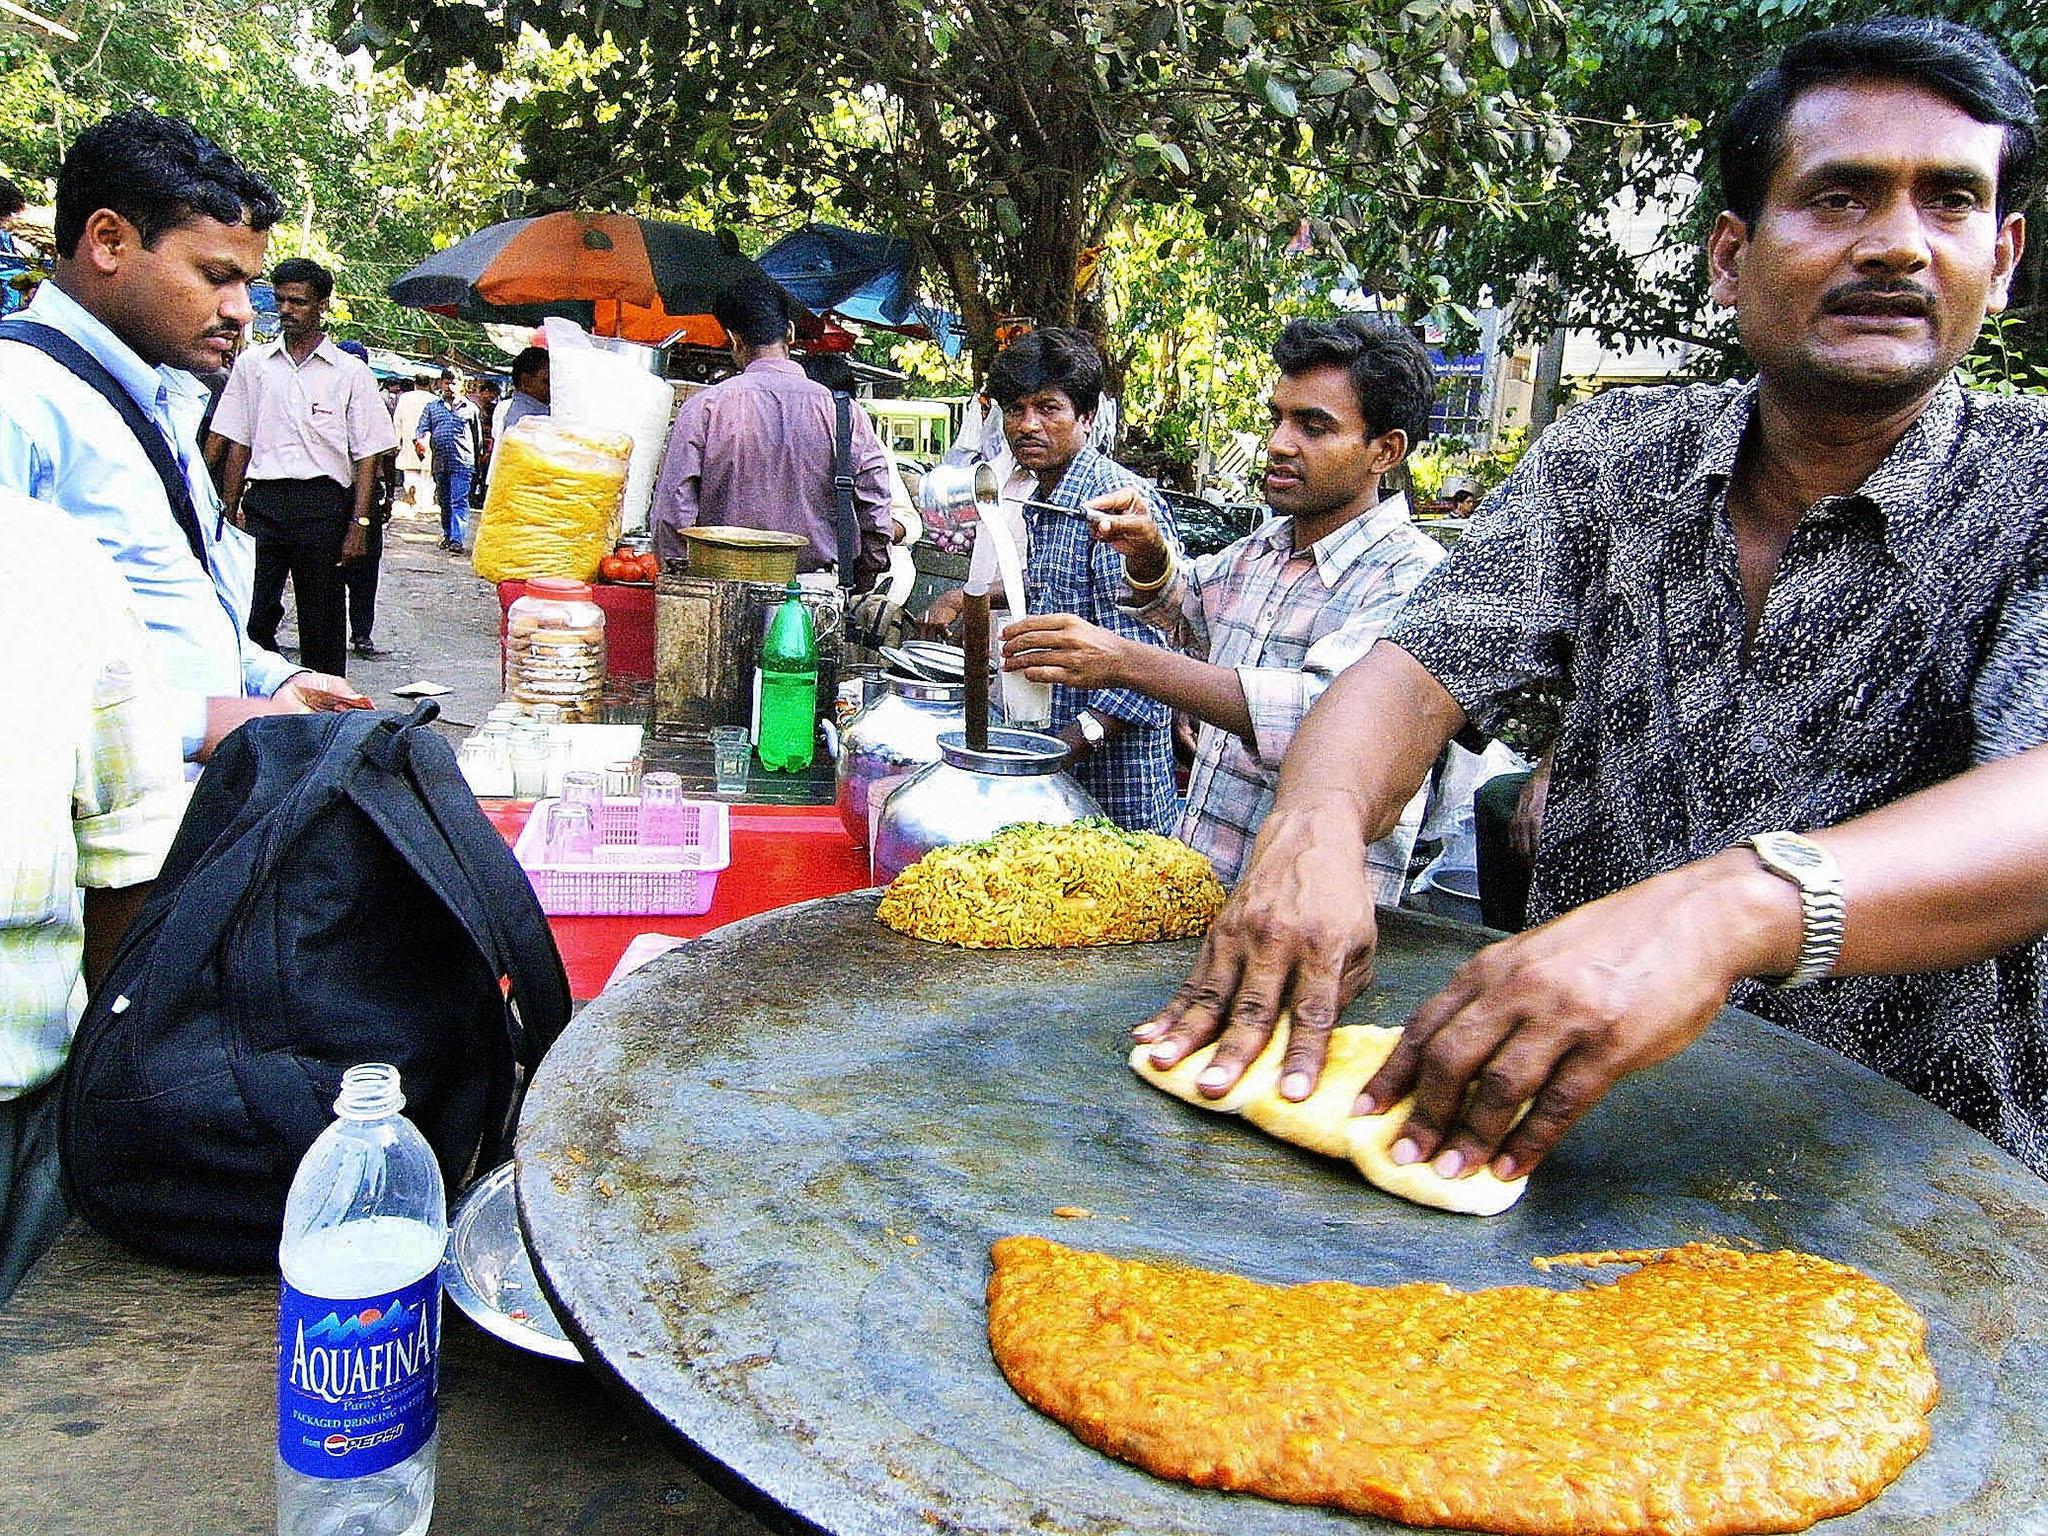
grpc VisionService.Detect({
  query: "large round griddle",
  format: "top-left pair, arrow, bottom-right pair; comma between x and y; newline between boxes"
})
517,892 -> 2048,1536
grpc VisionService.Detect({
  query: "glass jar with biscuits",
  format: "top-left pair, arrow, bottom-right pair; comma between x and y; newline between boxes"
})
504,577 -> 608,724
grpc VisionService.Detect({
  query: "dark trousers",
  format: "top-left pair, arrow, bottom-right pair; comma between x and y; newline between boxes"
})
434,461 -> 473,542
244,477 -> 351,678
0,1076 -> 67,1306
343,513 -> 385,646
1474,769 -> 1535,933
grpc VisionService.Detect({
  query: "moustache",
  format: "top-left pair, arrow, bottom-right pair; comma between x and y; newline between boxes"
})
1820,280 -> 1934,317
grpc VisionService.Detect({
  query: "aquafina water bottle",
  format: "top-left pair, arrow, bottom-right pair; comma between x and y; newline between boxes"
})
277,1064 -> 447,1536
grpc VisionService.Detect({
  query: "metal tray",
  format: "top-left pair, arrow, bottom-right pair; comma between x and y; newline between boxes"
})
442,1160 -> 581,1363
517,891 -> 2048,1535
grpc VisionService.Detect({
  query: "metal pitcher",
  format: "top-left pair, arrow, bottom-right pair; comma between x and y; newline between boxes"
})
837,674 -> 1006,848
870,728 -> 1104,883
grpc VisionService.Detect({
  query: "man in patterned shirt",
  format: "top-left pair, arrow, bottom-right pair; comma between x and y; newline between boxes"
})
1,491 -> 186,1301
923,328 -> 1180,831
1001,318 -> 1444,896
1140,17 -> 2048,1182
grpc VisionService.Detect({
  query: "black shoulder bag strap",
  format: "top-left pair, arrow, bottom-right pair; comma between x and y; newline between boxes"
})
0,318 -> 210,566
831,390 -> 861,589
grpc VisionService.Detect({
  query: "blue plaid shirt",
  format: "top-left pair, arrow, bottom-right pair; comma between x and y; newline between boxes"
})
1021,447 -> 1180,833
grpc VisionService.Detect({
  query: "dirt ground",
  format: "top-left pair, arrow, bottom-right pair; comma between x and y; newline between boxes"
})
267,490 -> 507,736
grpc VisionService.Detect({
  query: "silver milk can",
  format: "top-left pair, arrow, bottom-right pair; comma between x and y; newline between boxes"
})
870,729 -> 1105,883
838,674 -> 1002,847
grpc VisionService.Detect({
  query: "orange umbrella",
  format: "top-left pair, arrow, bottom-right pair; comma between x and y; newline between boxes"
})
388,212 -> 782,347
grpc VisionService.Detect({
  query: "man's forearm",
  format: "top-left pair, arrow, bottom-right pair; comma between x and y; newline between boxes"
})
1116,642 -> 1254,739
351,455 -> 380,522
83,884 -> 151,991
1815,746 -> 2048,975
1271,642 -> 1466,842
201,694 -> 285,761
219,440 -> 251,519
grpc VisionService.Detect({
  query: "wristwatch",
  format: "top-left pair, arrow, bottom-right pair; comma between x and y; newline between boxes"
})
1743,831 -> 1846,987
1074,710 -> 1107,751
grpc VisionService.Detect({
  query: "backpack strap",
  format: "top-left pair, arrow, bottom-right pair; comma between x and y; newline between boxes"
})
831,390 -> 861,589
0,318 -> 210,566
360,703 -> 571,1058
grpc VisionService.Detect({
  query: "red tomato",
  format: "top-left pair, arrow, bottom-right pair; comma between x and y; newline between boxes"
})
598,554 -> 635,582
638,552 -> 663,581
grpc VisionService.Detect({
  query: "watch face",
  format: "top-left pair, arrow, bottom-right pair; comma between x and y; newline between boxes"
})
1757,833 -> 1823,873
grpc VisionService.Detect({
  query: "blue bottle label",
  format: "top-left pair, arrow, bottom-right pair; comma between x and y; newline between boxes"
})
277,1272 -> 440,1479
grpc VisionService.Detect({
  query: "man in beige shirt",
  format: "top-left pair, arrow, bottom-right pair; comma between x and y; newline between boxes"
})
212,256 -> 395,676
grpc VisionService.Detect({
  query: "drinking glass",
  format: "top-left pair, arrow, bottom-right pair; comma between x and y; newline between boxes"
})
508,737 -> 550,799
603,759 -> 642,798
561,768 -> 605,817
544,801 -> 597,864
711,728 -> 751,797
637,771 -> 686,848
994,612 -> 1052,729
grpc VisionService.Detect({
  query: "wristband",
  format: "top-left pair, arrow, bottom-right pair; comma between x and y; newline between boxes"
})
1124,550 -> 1174,595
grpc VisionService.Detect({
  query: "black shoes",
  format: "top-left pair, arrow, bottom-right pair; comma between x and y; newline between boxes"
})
352,641 -> 391,659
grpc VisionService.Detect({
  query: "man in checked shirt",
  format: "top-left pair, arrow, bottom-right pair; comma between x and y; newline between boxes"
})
925,327 -> 1182,832
1002,317 -> 1443,893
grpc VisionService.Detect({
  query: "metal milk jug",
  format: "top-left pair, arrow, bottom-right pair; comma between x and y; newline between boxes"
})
837,675 -> 1002,847
870,728 -> 1105,883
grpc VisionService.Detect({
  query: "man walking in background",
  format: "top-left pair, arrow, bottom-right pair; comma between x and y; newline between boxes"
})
337,339 -> 397,659
414,367 -> 479,552
213,257 -> 395,677
391,371 -> 433,513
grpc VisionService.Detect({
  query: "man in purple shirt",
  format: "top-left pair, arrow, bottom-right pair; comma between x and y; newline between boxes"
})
650,275 -> 890,587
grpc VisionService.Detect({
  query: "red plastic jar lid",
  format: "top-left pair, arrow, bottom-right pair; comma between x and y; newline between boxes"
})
526,577 -> 594,601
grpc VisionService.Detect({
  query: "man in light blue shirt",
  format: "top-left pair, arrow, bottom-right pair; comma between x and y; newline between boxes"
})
0,110 -> 369,764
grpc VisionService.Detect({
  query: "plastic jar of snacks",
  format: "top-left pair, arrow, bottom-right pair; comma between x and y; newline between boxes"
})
505,577 -> 607,723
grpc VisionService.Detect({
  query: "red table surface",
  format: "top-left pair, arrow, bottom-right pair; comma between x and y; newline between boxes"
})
497,579 -> 656,682
483,800 -> 871,1000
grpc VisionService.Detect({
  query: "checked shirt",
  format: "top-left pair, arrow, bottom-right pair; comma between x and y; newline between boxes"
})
1387,375 -> 2048,1174
1021,447 -> 1181,833
1126,494 -> 1444,896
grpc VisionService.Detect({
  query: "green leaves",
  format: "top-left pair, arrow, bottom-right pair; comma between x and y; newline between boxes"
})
1261,75 -> 1299,117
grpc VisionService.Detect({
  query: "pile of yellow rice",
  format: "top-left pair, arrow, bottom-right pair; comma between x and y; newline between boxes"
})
877,820 -> 1226,948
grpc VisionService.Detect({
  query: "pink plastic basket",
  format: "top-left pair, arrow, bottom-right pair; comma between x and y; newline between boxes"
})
513,797 -> 732,916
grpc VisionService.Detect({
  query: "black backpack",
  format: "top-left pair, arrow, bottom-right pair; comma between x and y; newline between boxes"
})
60,704 -> 571,1271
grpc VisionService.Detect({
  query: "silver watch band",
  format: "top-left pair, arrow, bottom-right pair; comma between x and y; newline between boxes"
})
1745,832 -> 1846,987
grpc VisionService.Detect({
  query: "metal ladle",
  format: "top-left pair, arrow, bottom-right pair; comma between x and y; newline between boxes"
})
916,462 -> 1092,525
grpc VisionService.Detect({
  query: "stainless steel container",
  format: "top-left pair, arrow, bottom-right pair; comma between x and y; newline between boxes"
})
836,675 -> 1004,848
654,571 -> 844,732
870,729 -> 1104,883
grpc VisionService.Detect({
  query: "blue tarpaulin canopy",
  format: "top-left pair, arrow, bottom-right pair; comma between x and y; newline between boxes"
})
758,224 -> 965,357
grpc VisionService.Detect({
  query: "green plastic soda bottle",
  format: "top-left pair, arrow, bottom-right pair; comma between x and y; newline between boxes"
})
753,580 -> 818,772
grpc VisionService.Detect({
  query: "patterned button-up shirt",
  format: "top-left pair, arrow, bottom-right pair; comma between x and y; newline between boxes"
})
1388,375 -> 2048,1174
1021,447 -> 1181,833
3,492 -> 186,1099
1127,494 -> 1443,894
